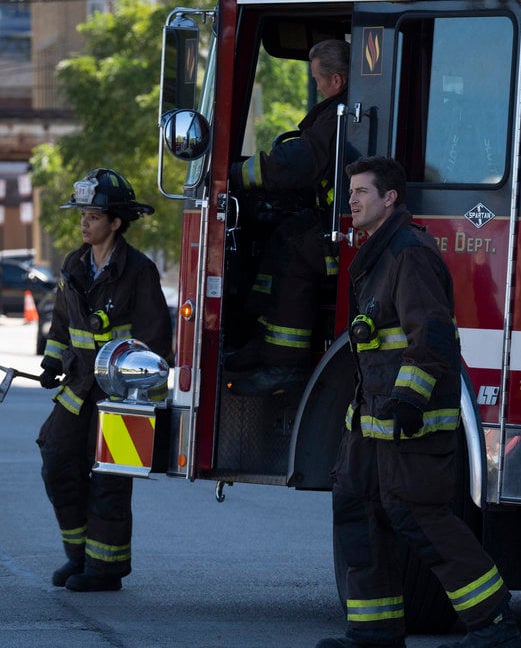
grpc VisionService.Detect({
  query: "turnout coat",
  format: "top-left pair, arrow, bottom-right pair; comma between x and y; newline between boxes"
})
42,236 -> 173,414
346,206 -> 461,441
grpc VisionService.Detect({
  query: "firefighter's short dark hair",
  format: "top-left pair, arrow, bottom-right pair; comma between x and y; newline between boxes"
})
345,156 -> 407,207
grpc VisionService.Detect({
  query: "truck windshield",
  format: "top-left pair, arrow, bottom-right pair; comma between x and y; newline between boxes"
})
186,31 -> 216,187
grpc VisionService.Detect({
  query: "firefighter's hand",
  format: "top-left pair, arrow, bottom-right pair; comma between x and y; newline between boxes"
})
392,401 -> 423,442
39,369 -> 60,389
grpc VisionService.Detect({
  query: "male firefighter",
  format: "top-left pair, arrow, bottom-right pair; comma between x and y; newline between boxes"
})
227,38 -> 359,395
315,157 -> 521,648
36,168 -> 172,592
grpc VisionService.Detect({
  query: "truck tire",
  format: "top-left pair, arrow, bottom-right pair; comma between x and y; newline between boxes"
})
333,419 -> 480,634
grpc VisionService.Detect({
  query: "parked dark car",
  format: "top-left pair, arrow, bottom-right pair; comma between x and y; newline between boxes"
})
36,288 -> 57,355
0,258 -> 56,317
36,283 -> 178,355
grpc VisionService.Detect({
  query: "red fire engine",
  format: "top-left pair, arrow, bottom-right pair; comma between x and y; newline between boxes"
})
94,0 -> 521,632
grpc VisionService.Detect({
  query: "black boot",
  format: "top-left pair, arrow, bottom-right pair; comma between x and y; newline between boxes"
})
65,573 -> 122,592
52,560 -> 84,587
436,616 -> 521,647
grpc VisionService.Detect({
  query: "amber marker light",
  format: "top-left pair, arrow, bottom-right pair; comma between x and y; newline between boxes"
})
180,300 -> 195,320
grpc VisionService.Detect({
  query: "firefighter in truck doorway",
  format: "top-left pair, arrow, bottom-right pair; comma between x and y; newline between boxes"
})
227,38 -> 359,396
36,168 -> 173,592
316,157 -> 521,648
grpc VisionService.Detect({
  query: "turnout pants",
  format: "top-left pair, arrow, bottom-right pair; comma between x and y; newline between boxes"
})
332,423 -> 509,643
250,208 -> 337,367
37,390 -> 133,578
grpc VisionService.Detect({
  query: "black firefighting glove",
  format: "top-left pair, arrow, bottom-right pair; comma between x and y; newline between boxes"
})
39,368 -> 60,389
392,401 -> 423,442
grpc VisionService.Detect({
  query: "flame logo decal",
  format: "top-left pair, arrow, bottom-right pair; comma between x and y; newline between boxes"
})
365,32 -> 380,73
362,27 -> 383,76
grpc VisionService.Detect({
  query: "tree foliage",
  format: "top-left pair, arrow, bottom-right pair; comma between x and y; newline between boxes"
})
31,0 -> 183,268
30,0 -> 310,267
254,47 -> 309,153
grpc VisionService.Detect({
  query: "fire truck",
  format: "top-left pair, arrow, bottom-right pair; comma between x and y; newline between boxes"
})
93,0 -> 521,633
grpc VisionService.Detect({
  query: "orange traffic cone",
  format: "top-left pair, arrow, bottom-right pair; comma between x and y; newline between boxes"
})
24,290 -> 38,323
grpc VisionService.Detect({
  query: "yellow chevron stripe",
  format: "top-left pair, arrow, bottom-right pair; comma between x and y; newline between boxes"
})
100,412 -> 143,467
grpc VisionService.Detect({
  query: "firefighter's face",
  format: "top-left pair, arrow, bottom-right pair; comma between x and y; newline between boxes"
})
311,58 -> 344,99
80,209 -> 121,246
349,172 -> 396,236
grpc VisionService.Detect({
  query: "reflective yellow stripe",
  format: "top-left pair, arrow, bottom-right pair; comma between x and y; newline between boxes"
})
356,327 -> 407,353
252,273 -> 272,295
61,525 -> 87,546
147,380 -> 168,402
347,596 -> 404,622
94,331 -> 113,343
378,327 -> 407,350
69,327 -> 95,349
85,537 -> 131,563
447,566 -> 504,612
112,324 -> 132,339
44,338 -> 67,361
395,364 -> 436,400
325,255 -> 339,276
265,323 -> 311,349
56,386 -> 84,415
242,155 -> 263,189
351,408 -> 460,440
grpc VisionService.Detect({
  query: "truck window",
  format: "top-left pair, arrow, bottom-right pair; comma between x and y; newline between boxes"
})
394,15 -> 513,185
241,43 -> 308,157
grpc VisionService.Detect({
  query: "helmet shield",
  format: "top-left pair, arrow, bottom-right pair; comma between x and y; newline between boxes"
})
61,168 -> 154,220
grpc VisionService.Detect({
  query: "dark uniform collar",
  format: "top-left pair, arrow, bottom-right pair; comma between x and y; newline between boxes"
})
298,86 -> 348,131
349,205 -> 411,281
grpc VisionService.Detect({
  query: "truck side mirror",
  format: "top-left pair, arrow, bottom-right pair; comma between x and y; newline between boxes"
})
161,109 -> 210,161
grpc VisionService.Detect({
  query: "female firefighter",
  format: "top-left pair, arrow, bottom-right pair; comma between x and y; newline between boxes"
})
36,168 -> 173,592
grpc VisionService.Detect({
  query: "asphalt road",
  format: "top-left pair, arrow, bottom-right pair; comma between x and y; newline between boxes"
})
0,316 -> 518,647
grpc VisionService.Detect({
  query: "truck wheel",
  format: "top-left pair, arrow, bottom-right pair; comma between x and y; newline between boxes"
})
333,422 -> 479,634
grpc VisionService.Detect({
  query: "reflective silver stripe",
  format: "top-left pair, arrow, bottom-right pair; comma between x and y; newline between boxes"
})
347,596 -> 404,622
61,525 -> 87,546
265,323 -> 311,349
85,538 -> 131,563
358,408 -> 460,440
242,155 -> 262,189
56,386 -> 84,415
447,566 -> 504,612
325,255 -> 339,276
422,408 -> 460,433
44,338 -> 67,361
112,324 -> 132,339
69,327 -> 95,349
378,328 -> 407,350
395,364 -> 436,400
356,327 -> 408,353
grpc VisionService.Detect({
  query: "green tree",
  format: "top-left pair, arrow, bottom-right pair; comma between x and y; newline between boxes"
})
31,0 -> 183,268
254,46 -> 309,153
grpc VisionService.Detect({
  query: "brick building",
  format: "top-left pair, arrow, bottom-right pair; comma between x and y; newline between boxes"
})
0,0 -> 111,265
